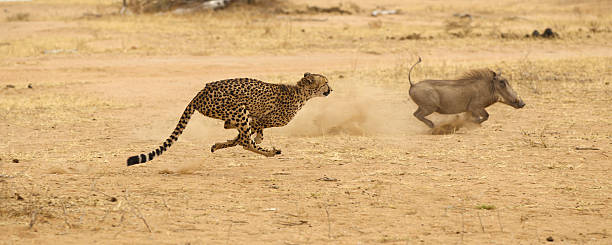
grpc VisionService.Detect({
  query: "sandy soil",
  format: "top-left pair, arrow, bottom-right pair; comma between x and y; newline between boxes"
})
1,1 -> 611,244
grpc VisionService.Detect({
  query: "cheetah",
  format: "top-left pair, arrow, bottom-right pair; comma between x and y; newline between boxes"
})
126,73 -> 332,166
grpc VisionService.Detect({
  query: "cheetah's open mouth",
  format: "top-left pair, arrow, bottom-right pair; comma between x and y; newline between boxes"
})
323,90 -> 331,96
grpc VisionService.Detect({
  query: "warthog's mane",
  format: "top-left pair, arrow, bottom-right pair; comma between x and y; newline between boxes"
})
457,68 -> 495,81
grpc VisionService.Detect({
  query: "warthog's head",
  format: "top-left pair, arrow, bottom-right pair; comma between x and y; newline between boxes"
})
492,71 -> 525,109
298,72 -> 332,98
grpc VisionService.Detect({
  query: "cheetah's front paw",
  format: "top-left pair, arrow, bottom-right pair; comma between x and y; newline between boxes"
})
271,147 -> 281,156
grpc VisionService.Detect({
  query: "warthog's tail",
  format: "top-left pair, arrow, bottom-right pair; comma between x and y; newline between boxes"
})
408,56 -> 422,86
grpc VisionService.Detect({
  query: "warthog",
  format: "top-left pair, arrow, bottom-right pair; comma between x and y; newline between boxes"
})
407,57 -> 525,128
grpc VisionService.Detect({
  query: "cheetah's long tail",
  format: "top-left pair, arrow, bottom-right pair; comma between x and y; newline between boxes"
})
408,56 -> 422,86
127,102 -> 196,166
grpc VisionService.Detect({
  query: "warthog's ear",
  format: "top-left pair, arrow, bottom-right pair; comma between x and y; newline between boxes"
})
495,69 -> 502,77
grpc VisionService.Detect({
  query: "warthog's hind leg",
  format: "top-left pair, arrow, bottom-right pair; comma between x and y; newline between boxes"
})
414,106 -> 435,128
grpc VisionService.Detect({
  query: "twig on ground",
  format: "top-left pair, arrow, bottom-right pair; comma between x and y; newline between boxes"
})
226,222 -> 233,245
325,205 -> 332,240
29,210 -> 38,229
162,196 -> 170,210
477,211 -> 485,232
575,147 -> 599,151
460,209 -> 465,243
130,206 -> 152,233
497,209 -> 504,232
278,220 -> 309,226
113,230 -> 123,239
62,202 -> 73,229
90,178 -> 96,191
100,207 -> 111,222
119,186 -> 152,232
90,177 -> 117,202
119,212 -> 126,224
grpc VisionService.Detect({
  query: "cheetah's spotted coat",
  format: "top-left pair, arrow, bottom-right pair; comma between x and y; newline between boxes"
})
127,73 -> 331,166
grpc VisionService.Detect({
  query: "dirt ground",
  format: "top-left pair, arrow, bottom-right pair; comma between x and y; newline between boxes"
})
1,0 -> 611,244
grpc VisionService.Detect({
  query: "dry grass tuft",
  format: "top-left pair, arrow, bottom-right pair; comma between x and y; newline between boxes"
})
6,13 -> 30,22
158,169 -> 174,175
476,204 -> 496,210
445,16 -> 474,38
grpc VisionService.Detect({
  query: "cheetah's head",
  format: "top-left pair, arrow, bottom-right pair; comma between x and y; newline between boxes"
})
297,72 -> 332,98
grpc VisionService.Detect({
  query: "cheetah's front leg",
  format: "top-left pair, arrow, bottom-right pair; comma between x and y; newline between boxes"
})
212,107 -> 280,157
237,116 -> 280,157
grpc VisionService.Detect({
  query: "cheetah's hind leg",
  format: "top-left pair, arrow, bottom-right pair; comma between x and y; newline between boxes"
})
211,136 -> 239,152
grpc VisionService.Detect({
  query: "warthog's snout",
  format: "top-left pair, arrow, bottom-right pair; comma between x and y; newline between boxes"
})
516,100 -> 526,109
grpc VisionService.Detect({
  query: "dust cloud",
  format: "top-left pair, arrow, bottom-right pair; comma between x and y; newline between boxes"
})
276,81 -> 420,137
430,113 -> 480,135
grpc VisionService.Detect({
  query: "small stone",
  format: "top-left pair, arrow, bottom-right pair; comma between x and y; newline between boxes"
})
546,236 -> 554,242
108,197 -> 117,202
318,176 -> 338,182
12,159 -> 19,163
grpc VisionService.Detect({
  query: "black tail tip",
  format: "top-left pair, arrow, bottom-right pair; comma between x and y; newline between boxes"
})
127,156 -> 140,166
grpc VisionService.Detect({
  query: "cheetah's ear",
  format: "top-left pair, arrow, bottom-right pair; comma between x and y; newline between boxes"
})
304,72 -> 311,77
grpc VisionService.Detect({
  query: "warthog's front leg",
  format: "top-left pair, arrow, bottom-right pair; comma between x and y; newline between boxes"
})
470,108 -> 490,124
